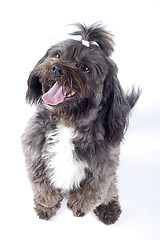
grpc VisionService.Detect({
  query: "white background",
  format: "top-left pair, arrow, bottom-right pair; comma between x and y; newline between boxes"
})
0,0 -> 160,239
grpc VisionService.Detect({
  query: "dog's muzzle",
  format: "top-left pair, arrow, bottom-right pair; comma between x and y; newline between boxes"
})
42,64 -> 78,106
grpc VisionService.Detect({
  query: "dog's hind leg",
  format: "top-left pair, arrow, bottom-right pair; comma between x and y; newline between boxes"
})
32,180 -> 63,220
94,179 -> 122,225
94,200 -> 122,225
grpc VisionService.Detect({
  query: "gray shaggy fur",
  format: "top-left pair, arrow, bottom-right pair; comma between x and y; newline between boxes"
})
22,23 -> 140,224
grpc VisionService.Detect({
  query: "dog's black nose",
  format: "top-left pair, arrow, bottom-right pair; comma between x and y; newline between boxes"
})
52,65 -> 65,77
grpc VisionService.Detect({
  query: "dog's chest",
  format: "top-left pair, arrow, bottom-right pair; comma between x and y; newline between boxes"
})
46,124 -> 87,192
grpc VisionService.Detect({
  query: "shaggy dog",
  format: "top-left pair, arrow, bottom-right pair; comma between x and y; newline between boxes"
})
22,23 -> 140,225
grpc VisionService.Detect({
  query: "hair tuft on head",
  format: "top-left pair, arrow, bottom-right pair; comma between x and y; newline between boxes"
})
70,22 -> 115,56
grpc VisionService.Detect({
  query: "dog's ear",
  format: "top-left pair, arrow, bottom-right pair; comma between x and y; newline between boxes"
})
100,71 -> 130,146
26,53 -> 48,105
26,72 -> 42,105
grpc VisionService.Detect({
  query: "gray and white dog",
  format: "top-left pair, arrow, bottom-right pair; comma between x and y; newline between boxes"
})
22,23 -> 140,224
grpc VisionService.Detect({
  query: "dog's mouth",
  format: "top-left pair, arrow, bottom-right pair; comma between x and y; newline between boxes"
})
42,81 -> 77,106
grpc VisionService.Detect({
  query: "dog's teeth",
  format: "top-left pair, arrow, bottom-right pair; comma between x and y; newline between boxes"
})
71,91 -> 75,96
66,91 -> 75,98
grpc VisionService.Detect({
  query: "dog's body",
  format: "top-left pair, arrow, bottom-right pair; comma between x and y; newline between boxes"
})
22,23 -> 140,224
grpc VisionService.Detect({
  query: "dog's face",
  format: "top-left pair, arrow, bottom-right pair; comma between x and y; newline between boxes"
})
28,39 -> 109,106
26,23 -> 130,144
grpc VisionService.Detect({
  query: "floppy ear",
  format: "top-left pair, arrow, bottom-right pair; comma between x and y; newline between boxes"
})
26,53 -> 48,105
100,72 -> 130,145
26,72 -> 42,105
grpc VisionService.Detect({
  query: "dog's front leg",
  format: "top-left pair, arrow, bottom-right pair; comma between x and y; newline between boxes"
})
67,175 -> 105,217
32,180 -> 63,220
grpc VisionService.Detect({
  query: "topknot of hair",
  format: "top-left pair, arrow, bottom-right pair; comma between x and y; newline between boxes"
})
70,22 -> 115,56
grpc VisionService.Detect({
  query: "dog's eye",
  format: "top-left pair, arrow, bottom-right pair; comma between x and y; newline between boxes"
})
54,52 -> 61,59
81,65 -> 90,73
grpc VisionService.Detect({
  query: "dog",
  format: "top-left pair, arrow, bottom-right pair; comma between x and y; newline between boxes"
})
21,23 -> 140,225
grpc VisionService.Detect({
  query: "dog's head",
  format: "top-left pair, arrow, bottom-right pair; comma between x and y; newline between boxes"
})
26,23 -> 131,145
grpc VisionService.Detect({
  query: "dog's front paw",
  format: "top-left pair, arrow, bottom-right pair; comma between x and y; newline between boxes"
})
67,194 -> 86,217
34,201 -> 61,220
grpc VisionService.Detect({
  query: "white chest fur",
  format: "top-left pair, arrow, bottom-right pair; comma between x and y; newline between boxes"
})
46,124 -> 87,192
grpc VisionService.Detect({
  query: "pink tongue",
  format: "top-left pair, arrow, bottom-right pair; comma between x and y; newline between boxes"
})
42,82 -> 67,105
